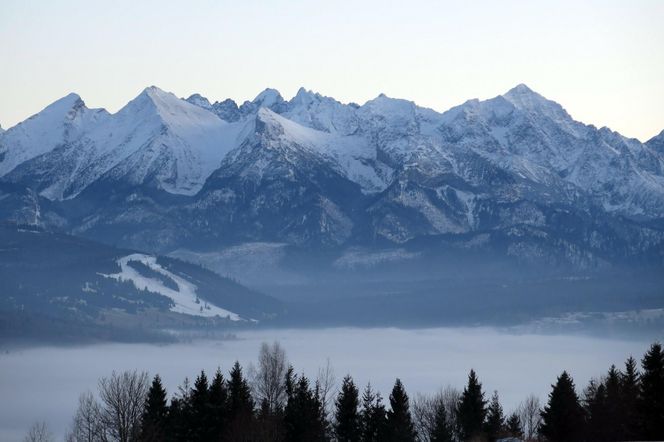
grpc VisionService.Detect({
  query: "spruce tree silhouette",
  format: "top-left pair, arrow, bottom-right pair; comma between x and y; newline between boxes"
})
540,371 -> 585,442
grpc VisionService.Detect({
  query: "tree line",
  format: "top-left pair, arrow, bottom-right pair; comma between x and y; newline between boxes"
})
27,341 -> 664,442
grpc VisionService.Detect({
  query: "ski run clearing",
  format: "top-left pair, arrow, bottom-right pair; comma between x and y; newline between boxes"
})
101,253 -> 242,320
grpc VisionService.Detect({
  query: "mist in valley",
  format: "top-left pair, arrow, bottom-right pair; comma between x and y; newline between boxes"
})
0,327 -> 654,441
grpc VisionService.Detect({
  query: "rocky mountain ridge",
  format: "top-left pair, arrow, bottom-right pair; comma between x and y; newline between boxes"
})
1,84 -> 663,275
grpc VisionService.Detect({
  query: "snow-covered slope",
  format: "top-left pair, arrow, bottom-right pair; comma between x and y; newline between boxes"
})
282,88 -> 360,136
437,84 -> 664,219
95,87 -> 247,196
1,87 -> 249,199
103,253 -> 242,319
0,224 -> 284,329
0,93 -> 109,177
254,107 -> 391,193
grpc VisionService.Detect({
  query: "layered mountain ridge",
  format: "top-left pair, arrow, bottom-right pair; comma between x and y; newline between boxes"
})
1,84 -> 663,277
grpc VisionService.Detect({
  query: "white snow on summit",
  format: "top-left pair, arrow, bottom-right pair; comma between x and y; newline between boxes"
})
256,108 -> 391,192
185,93 -> 213,110
0,93 -> 109,176
0,86 -> 249,199
2,84 -> 663,219
98,86 -> 245,196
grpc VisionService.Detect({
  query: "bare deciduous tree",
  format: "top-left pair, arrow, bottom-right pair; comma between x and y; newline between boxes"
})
441,385 -> 461,438
66,391 -> 106,442
316,357 -> 336,415
412,392 -> 441,441
412,386 -> 460,442
249,341 -> 288,413
517,394 -> 542,441
24,421 -> 53,442
98,370 -> 149,442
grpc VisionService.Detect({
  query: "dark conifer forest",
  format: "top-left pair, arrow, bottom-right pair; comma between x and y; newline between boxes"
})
54,342 -> 664,442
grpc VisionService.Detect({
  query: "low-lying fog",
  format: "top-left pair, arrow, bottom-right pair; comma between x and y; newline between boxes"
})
0,327 -> 655,441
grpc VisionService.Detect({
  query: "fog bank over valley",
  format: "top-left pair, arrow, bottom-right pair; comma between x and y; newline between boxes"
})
0,327 -> 654,441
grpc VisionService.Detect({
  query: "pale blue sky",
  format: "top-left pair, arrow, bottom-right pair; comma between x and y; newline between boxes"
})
1,0 -> 662,141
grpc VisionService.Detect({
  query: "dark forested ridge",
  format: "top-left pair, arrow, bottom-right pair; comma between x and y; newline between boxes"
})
2,222 -> 663,341
0,224 -> 283,342
48,341 -> 664,442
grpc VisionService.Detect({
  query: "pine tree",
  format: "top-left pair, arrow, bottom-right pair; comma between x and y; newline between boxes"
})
334,375 -> 360,442
603,365 -> 622,440
208,368 -> 229,439
190,370 -> 210,441
360,383 -> 387,442
505,413 -> 523,438
228,361 -> 254,417
385,378 -> 416,442
620,356 -> 640,440
638,342 -> 664,440
256,396 -> 284,441
430,401 -> 453,442
539,371 -> 585,442
168,377 -> 193,442
456,369 -> 486,441
226,361 -> 255,439
140,374 -> 168,442
484,391 -> 504,442
313,380 -> 331,440
584,379 -> 610,442
284,372 -> 328,441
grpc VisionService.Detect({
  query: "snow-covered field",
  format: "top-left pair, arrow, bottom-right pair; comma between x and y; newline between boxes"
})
102,253 -> 241,320
0,327 -> 653,441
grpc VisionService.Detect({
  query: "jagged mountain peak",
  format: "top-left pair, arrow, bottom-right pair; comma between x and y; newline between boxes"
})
120,86 -> 223,129
211,98 -> 241,122
361,93 -> 418,116
646,129 -> 664,153
91,86 -> 246,197
185,92 -> 241,122
501,83 -> 573,123
0,91 -> 108,176
132,85 -> 181,108
291,87 -> 322,105
441,84 -> 580,138
252,88 -> 284,107
27,92 -> 88,123
505,82 -> 536,95
218,97 -> 238,106
236,88 -> 286,116
279,88 -> 359,136
142,84 -> 168,96
185,93 -> 213,110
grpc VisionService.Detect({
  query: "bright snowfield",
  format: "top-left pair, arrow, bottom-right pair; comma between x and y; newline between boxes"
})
102,253 -> 241,320
0,328 -> 653,442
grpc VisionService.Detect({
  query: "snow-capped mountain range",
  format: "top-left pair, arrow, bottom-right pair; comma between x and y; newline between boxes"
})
1,84 -> 663,272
